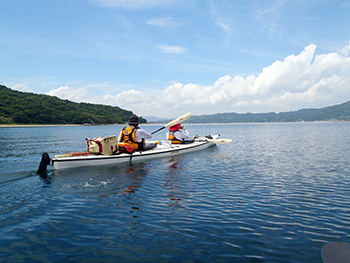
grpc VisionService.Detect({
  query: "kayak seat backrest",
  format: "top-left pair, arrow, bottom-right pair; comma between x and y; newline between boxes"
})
118,143 -> 134,153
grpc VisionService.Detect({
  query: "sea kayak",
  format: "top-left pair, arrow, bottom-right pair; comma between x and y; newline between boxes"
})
49,135 -> 229,170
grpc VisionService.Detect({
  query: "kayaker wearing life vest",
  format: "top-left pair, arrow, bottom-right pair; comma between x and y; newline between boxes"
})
119,115 -> 155,151
166,123 -> 192,144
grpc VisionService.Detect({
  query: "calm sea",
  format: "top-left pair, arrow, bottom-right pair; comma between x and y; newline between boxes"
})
1,123 -> 350,262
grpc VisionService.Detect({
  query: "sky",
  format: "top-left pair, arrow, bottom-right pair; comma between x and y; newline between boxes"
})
1,0 -> 350,118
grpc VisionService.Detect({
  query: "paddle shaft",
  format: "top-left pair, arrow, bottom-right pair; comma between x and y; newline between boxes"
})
151,126 -> 165,134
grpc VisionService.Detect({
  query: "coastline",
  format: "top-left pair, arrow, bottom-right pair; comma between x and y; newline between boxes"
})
0,123 -> 159,128
1,121 -> 344,128
0,124 -> 85,128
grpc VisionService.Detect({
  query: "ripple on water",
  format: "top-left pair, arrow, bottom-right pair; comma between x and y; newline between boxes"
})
1,123 -> 350,262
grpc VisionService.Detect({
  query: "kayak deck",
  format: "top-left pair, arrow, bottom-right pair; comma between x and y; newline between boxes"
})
51,135 -> 219,170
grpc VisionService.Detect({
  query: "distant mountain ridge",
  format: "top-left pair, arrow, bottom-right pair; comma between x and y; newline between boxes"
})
187,101 -> 350,123
143,116 -> 171,122
0,84 -> 146,125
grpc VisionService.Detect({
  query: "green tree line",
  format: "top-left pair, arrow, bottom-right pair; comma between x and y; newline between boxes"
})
0,85 -> 146,125
2,84 -> 350,125
187,101 -> 350,123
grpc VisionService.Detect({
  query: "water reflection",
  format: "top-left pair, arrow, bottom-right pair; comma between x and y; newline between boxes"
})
121,164 -> 148,196
38,171 -> 54,187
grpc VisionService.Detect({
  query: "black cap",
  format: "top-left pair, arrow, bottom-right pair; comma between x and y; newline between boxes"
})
128,115 -> 139,125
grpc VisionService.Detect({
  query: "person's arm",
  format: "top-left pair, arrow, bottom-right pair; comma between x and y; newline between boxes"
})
135,128 -> 152,142
175,130 -> 190,140
183,128 -> 189,137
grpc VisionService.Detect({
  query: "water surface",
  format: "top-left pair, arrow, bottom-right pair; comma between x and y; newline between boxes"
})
1,123 -> 350,262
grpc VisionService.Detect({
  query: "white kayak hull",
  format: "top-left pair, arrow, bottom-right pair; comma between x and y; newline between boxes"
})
51,135 -> 219,170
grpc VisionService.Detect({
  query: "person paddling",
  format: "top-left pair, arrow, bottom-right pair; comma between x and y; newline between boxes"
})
166,123 -> 193,144
119,115 -> 156,151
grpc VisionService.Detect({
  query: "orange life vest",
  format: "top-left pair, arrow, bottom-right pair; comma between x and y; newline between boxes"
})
168,131 -> 183,144
119,126 -> 144,150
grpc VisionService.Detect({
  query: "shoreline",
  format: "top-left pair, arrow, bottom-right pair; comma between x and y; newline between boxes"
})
0,123 -> 161,128
0,124 -> 85,128
1,120 -> 346,128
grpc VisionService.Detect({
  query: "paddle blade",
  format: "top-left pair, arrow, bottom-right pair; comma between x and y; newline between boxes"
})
37,152 -> 51,174
207,138 -> 232,144
151,112 -> 191,134
164,112 -> 191,128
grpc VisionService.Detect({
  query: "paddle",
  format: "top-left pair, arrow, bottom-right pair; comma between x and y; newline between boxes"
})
37,152 -> 51,174
321,242 -> 350,263
151,112 -> 191,134
194,138 -> 232,144
206,138 -> 232,144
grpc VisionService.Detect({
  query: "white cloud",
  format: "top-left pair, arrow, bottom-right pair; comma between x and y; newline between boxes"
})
104,89 -> 145,104
11,84 -> 32,92
45,86 -> 90,102
157,45 -> 187,54
339,39 -> 350,57
102,90 -> 159,115
216,22 -> 230,33
146,17 -> 183,28
44,42 -> 350,118
152,42 -> 350,116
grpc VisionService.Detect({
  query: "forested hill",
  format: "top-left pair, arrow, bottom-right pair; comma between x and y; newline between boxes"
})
188,101 -> 350,123
0,84 -> 146,125
2,83 -> 350,125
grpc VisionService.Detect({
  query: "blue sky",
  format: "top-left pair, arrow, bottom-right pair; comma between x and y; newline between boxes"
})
1,0 -> 350,118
